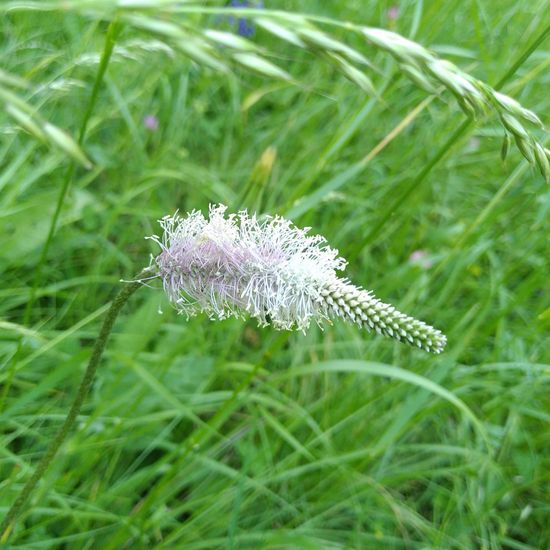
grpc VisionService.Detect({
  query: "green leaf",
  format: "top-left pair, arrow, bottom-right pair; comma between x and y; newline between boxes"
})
271,360 -> 490,446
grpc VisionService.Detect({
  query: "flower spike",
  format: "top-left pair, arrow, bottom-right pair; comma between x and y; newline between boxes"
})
148,205 -> 446,353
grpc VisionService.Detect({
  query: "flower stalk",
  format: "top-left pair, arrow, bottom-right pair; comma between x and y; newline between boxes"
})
0,268 -> 151,543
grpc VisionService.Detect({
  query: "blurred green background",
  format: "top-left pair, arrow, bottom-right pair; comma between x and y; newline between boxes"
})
1,1 -> 549,548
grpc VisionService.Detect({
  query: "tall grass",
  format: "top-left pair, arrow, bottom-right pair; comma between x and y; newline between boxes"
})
1,1 -> 549,548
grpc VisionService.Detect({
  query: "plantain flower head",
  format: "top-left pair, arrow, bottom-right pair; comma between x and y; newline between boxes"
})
148,204 -> 446,353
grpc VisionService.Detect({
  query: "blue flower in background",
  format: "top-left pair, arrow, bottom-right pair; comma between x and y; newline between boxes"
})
228,0 -> 264,38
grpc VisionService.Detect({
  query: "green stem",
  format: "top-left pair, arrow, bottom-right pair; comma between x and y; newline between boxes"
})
27,19 -> 121,323
0,270 -> 150,543
363,120 -> 470,245
0,21 -> 121,412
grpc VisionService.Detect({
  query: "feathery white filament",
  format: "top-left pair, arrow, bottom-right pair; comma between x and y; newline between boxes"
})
148,204 -> 446,353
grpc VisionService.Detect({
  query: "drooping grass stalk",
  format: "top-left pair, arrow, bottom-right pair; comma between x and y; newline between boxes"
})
2,4 -> 547,179
0,268 -> 151,543
3,3 -> 549,185
363,20 -> 550,246
0,21 -> 121,413
126,5 -> 550,180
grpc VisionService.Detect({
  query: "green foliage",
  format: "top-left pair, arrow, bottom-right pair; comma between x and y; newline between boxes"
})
1,1 -> 549,548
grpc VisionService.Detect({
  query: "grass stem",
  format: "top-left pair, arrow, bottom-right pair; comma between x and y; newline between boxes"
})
0,269 -> 150,543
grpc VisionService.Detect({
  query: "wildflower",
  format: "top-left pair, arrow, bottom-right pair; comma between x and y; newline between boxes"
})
148,205 -> 446,353
408,249 -> 433,269
227,0 -> 264,38
387,6 -> 399,20
143,114 -> 159,131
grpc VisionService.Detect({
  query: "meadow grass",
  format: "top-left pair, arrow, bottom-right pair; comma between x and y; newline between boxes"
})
1,1 -> 549,548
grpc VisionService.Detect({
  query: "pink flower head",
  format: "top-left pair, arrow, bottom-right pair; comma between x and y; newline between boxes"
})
387,5 -> 399,20
143,114 -> 159,131
409,249 -> 433,269
149,205 -> 345,330
147,205 -> 446,353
